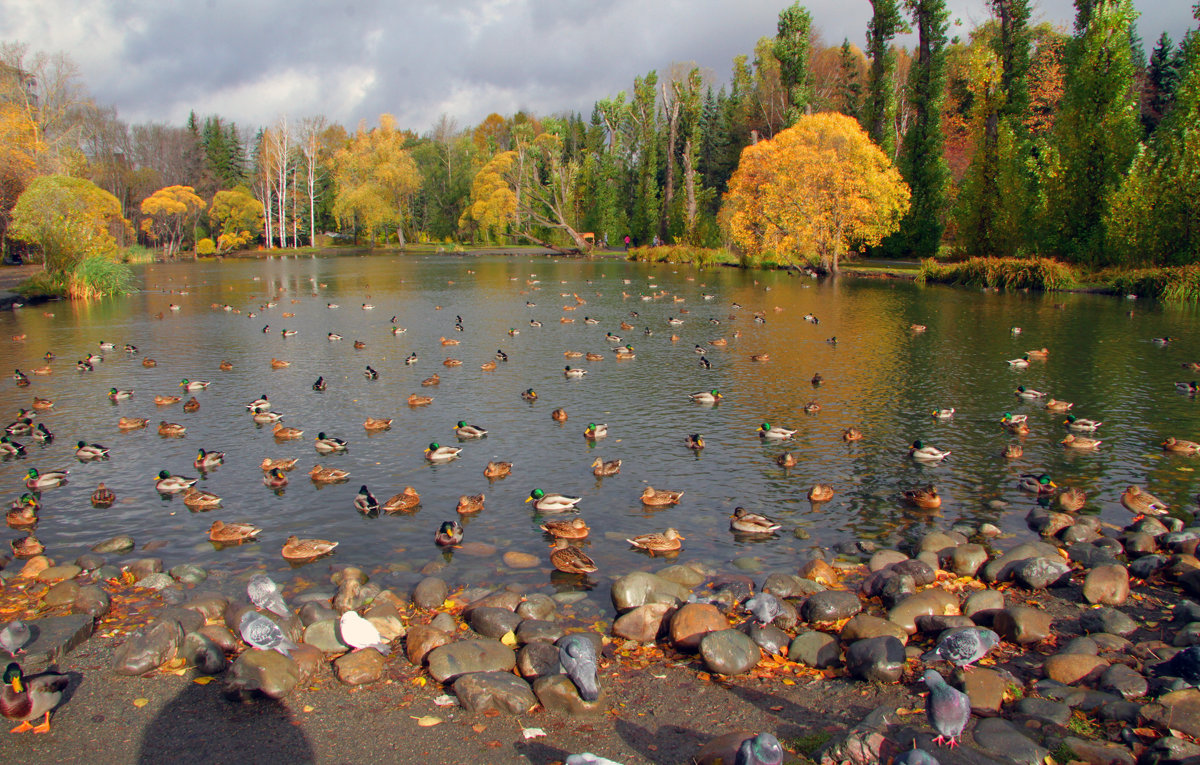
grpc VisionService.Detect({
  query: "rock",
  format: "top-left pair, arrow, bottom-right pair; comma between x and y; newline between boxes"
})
156,607 -> 204,634
334,648 -> 386,685
333,579 -> 365,613
1013,697 -> 1072,728
412,577 -> 448,609
799,558 -> 838,585
453,671 -> 536,714
198,625 -> 238,652
430,613 -> 456,633
43,580 -> 79,607
1060,737 -> 1136,765
37,564 -> 81,583
134,573 -> 175,590
879,574 -> 917,609
914,614 -> 975,634
502,551 -> 539,569
1096,700 -> 1142,724
844,636 -> 906,683
331,566 -> 368,586
113,618 -> 183,675
656,564 -> 708,588
1130,554 -> 1168,580
813,704 -> 899,765
366,612 -> 404,643
919,532 -> 960,559
516,594 -> 557,621
801,590 -> 862,624
971,717 -> 1049,764
788,630 -> 841,668
740,623 -> 790,655
516,620 -> 564,645
868,550 -> 909,572
761,572 -> 819,599
18,557 -> 51,579
426,640 -> 516,683
1083,565 -> 1130,606
961,666 -> 1008,714
888,588 -> 959,634
469,606 -> 522,640
1142,689 -> 1200,738
1015,556 -> 1071,590
1060,636 -> 1099,655
405,624 -> 452,665
1079,607 -> 1137,637
303,619 -> 350,653
169,564 -> 207,585
225,648 -> 299,700
13,614 -> 94,669
891,559 -> 936,586
289,644 -> 322,686
181,631 -> 226,674
612,603 -> 673,643
839,614 -> 908,644
1044,653 -> 1108,685
699,629 -> 761,675
952,544 -> 989,578
517,642 -> 562,680
73,585 -> 110,619
610,571 -> 691,611
994,606 -> 1054,645
1140,735 -> 1200,765
457,541 -> 496,557
670,603 -> 727,651
92,535 -> 135,554
1099,664 -> 1147,699
298,601 -> 338,626
127,558 -> 164,579
464,590 -> 522,614
74,554 -> 104,571
533,673 -> 605,716
181,593 -> 230,621
981,542 -> 1060,583
964,590 -> 1005,624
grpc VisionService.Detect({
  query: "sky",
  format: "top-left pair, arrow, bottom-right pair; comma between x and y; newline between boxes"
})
3,0 -> 1194,135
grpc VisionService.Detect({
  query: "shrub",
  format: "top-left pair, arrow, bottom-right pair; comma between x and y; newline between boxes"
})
195,238 -> 216,256
628,245 -> 735,267
68,256 -> 136,299
1103,265 -> 1200,302
918,256 -> 1076,291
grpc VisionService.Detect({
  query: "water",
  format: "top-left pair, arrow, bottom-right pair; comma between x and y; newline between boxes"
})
2,254 -> 1199,613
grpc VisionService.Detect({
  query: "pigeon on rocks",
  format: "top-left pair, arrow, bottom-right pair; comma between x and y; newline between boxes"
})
735,733 -> 784,765
1150,645 -> 1200,686
558,634 -> 600,702
893,749 -> 941,765
247,574 -> 290,618
923,670 -> 971,748
922,627 -> 999,670
338,611 -> 390,655
0,621 -> 30,657
743,593 -> 783,626
239,611 -> 297,656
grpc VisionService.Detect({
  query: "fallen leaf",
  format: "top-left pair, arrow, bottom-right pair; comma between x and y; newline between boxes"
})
302,705 -> 315,713
413,676 -> 427,687
133,698 -> 149,708
472,723 -> 487,733
192,676 -> 213,685
500,631 -> 518,647
433,694 -> 456,707
411,715 -> 442,727
521,727 -> 547,740
486,740 -> 502,749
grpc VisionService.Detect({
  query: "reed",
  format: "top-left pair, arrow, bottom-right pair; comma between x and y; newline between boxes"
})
918,256 -> 1076,291
1104,265 -> 1200,303
628,245 -> 735,267
67,256 -> 136,299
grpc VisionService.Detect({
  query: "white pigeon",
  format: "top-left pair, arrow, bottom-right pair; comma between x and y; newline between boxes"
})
339,611 -> 390,655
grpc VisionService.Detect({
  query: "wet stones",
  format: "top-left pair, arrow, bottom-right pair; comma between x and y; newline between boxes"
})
225,648 -> 300,700
468,606 -> 522,639
1043,653 -> 1108,685
405,624 -> 452,665
788,630 -> 841,668
801,590 -> 862,624
699,629 -> 761,675
612,603 -> 672,643
412,577 -> 448,610
994,606 -> 1054,645
1083,564 -> 1131,606
844,636 -> 906,683
669,603 -> 726,651
113,618 -> 183,675
334,648 -> 386,685
610,571 -> 691,611
91,535 -> 135,554
532,673 -> 606,716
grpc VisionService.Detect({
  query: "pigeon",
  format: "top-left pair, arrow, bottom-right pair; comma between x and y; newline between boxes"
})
924,670 -> 971,748
743,593 -> 783,626
247,574 -> 290,618
558,634 -> 600,702
893,749 -> 941,765
238,611 -> 297,656
0,621 -> 31,657
922,627 -> 1000,670
339,611 -> 390,655
1150,645 -> 1200,686
695,732 -> 784,765
565,755 -> 625,765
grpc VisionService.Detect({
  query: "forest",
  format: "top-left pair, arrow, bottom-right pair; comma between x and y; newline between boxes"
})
0,0 -> 1197,293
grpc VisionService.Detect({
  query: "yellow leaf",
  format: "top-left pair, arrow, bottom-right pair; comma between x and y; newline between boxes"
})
133,698 -> 149,708
500,631 -> 518,647
442,599 -> 456,610
782,678 -> 795,685
302,705 -> 315,713
412,715 -> 442,727
413,676 -> 427,687
192,676 -> 213,685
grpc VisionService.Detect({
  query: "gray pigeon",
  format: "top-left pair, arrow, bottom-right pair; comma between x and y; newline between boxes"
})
922,627 -> 999,670
565,755 -> 625,765
923,670 -> 971,748
0,620 -> 30,656
735,733 -> 784,765
558,634 -> 600,702
1150,645 -> 1200,686
893,749 -> 940,765
247,574 -> 290,618
239,611 -> 297,656
743,593 -> 782,626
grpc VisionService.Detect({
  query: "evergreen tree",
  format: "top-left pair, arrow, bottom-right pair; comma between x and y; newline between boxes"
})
992,0 -> 1032,128
774,2 -> 815,126
1145,32 -> 1182,132
862,0 -> 904,156
837,39 -> 864,118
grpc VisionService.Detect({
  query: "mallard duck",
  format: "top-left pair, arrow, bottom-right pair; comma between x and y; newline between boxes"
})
363,366 -> 379,380
424,442 -> 461,462
808,483 -> 834,502
440,336 -> 460,346
422,374 -> 440,386
1014,386 -> 1046,399
150,470 -> 194,495
1,662 -> 69,733
591,458 -> 622,477
209,520 -> 261,544
1064,415 -> 1102,432
909,440 -> 950,461
1000,412 -> 1028,425
194,449 -> 225,470
118,417 -> 148,430
270,358 -> 290,369
776,452 -> 797,468
1045,398 -> 1074,411
1019,473 -> 1057,494
312,376 -> 326,391
910,324 -> 927,332
31,398 -> 52,411
541,517 -> 590,539
74,441 -> 110,461
272,423 -> 303,440
363,417 -> 393,431
1061,434 -> 1102,450
1120,485 -> 1169,517
842,427 -> 863,442
309,464 -> 350,483
179,379 -> 211,391
931,408 -> 955,419
758,423 -> 795,440
550,538 -> 596,574
495,349 -> 508,361
1003,420 -> 1031,435
183,397 -> 200,413
641,486 -> 683,506
1057,487 -> 1086,512
434,520 -> 464,547
154,395 -> 182,406
158,421 -> 186,437
480,361 -> 497,371
260,457 -> 298,472
584,423 -> 608,440
1026,347 -> 1049,359
708,338 -> 727,347
585,352 -> 604,361
455,421 -> 488,438
315,432 -> 348,453
729,507 -> 781,534
405,352 -> 418,365
803,401 -> 821,414
13,370 -> 30,385
11,535 -> 43,558
263,468 -> 289,488
183,488 -> 222,511
408,393 -> 433,407
563,350 -> 583,358
382,487 -> 421,513
108,388 -> 134,401
32,424 -> 52,443
7,495 -> 39,527
219,361 -> 234,371
626,528 -> 684,553
521,388 -> 538,401
483,461 -> 513,479
31,367 -> 51,376
354,485 -> 379,515
750,354 -> 770,362
551,408 -> 568,422
456,493 -> 485,514
901,484 -> 941,509
1002,443 -> 1024,459
25,468 -> 68,491
689,390 -> 722,404
685,433 -> 705,450
1006,356 -> 1031,368
5,419 -> 32,436
442,358 -> 462,367
0,436 -> 25,457
1163,437 -> 1200,454
1177,381 -> 1200,395
564,366 -> 587,379
526,488 -> 582,512
245,395 -> 270,412
282,535 -> 337,562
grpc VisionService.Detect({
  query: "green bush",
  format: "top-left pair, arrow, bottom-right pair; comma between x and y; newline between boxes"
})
68,256 -> 136,299
628,245 -> 736,267
1103,265 -> 1200,302
16,271 -> 69,299
918,256 -> 1077,291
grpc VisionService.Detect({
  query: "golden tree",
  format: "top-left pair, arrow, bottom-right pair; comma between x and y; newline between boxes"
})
722,112 -> 910,271
209,186 -> 263,252
140,184 -> 205,258
0,102 -> 43,259
10,174 -> 125,272
332,114 -> 421,245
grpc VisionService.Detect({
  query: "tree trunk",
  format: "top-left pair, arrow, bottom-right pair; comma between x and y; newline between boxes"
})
660,87 -> 680,242
683,137 -> 697,238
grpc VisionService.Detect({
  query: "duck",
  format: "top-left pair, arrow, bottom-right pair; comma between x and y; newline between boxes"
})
74,440 -> 110,461
482,461 -> 513,480
803,401 -> 821,414
422,374 -> 440,386
541,517 -> 590,539
1002,443 -> 1024,459
689,390 -> 722,404
118,417 -> 148,430
152,470 -> 196,495
11,534 -> 43,558
564,366 -> 587,379
405,352 -> 418,365
219,360 -> 234,371
480,361 -> 497,371
910,324 -> 927,332
364,366 -> 379,380
758,423 -> 795,440
363,417 -> 393,431
641,486 -> 683,506
1121,485 -> 1169,517
208,520 -> 262,544
901,484 -> 942,509
1061,434 -> 1102,450
179,379 -> 211,391
729,507 -> 781,534
495,350 -> 508,361
584,423 -> 608,440
526,489 -> 582,512
25,468 -> 68,491
31,397 -> 52,411
314,432 -> 348,453
842,427 -> 863,442
158,421 -> 187,437
1019,473 -> 1057,494
808,483 -> 835,502
327,332 -> 344,341
776,452 -> 797,468
442,358 -> 462,367
354,485 -> 379,515
270,358 -> 290,369
272,423 -> 303,440
909,440 -> 950,461
1003,419 -> 1031,436
1057,487 -> 1087,512
434,520 -> 464,547
1006,356 -> 1031,368
7,494 -> 39,527
685,433 -> 705,450
591,458 -> 622,477
260,457 -> 298,472
194,449 -> 225,470
1015,386 -> 1047,399
32,424 -> 52,443
550,538 -> 597,574
1,662 -> 69,733
1163,437 -> 1200,454
1176,382 -> 1199,395
282,535 -> 338,562
456,494 -> 485,514
1064,415 -> 1102,432
382,487 -> 421,513
585,352 -> 604,361
280,329 -> 298,337
424,443 -> 461,462
154,395 -> 182,406
1045,398 -> 1074,411
5,419 -> 32,436
408,393 -> 433,407
183,397 -> 200,413
1000,412 -> 1028,425
309,465 -> 350,483
454,421 -> 488,439
551,408 -> 568,422
750,353 -> 770,362
312,376 -> 326,391
440,336 -> 460,345
0,436 -> 25,457
1026,347 -> 1049,359
931,408 -> 955,419
13,370 -> 30,385
626,528 -> 684,553
520,388 -> 538,401
108,388 -> 134,401
263,468 -> 289,488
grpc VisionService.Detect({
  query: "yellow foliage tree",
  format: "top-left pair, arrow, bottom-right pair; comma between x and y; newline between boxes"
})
139,185 -> 205,259
10,174 -> 125,272
722,112 -> 910,271
332,114 -> 421,245
0,102 -> 44,259
209,186 -> 263,253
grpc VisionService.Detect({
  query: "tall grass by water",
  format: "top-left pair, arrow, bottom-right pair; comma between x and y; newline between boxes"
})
68,256 -> 136,299
627,245 -> 736,267
1103,265 -> 1200,303
918,256 -> 1077,291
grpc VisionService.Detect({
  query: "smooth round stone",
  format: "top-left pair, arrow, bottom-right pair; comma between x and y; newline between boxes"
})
516,593 -> 557,621
198,624 -> 238,652
611,571 -> 691,611
453,671 -> 536,714
37,564 -> 81,583
92,535 -> 135,554
127,558 -> 164,579
1060,521 -> 1103,545
1014,697 -> 1072,727
914,614 -> 975,635
1067,542 -> 1121,569
225,648 -> 299,700
366,612 -> 404,643
961,667 -> 1007,713
457,541 -> 496,557
1122,532 -> 1158,556
1083,564 -> 1130,606
303,619 -> 349,653
801,590 -> 862,624
1044,653 -> 1108,685
292,590 -> 335,606
1142,689 -> 1200,738
502,551 -> 539,569
656,564 -> 707,588
465,590 -> 522,613
844,636 -> 906,683
181,593 -> 230,621
1100,663 -> 1148,699
552,592 -> 589,606
412,577 -> 448,610
979,523 -> 1001,538
160,588 -> 187,605
113,618 -> 183,675
430,613 -> 456,632
964,589 -> 1005,623
788,630 -> 840,668
1096,700 -> 1143,723
918,532 -> 959,558
299,601 -> 338,626
43,580 -> 80,607
612,603 -> 672,643
740,623 -> 790,655
135,573 -> 175,590
771,598 -> 800,631
868,550 -> 909,572
517,642 -> 562,680
1130,554 -> 1168,579
156,607 -> 204,634
1059,636 -> 1099,655
951,544 -> 989,577
761,573 -> 812,598
73,585 -> 111,618
93,565 -> 121,581
334,648 -> 386,685
469,606 -> 522,639
798,558 -> 838,584
840,613 -> 908,644
670,603 -> 727,651
75,554 -> 105,571
405,624 -> 451,665
891,559 -> 935,586
331,566 -> 368,586
700,629 -> 761,675
888,588 -> 958,634
981,542 -> 1057,582
994,606 -> 1054,645
729,556 -> 760,573
533,673 -> 606,716
1015,557 -> 1070,590
880,574 -> 917,608
1061,738 -> 1137,765
426,640 -> 516,683
1079,607 -> 1137,637
516,620 -> 565,645
169,564 -> 207,585
971,718 -> 1049,763
182,631 -> 226,674
1091,633 -> 1132,653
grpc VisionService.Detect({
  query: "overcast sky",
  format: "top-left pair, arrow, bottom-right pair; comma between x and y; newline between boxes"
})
4,1 -> 1193,135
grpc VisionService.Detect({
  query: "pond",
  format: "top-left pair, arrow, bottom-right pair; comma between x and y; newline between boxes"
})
2,254 -> 1199,616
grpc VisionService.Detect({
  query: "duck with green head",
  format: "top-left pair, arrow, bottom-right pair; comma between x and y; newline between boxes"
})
526,488 -> 582,512
424,443 -> 461,462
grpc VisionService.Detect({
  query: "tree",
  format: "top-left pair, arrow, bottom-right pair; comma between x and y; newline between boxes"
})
298,115 -> 328,246
991,0 -> 1033,127
774,2 -> 815,125
209,186 -> 264,253
140,185 -> 205,258
0,43 -> 93,174
0,102 -> 43,260
836,40 -> 866,117
863,0 -> 905,156
332,114 -> 421,245
10,174 -> 126,272
1145,32 -> 1183,133
722,113 -> 910,272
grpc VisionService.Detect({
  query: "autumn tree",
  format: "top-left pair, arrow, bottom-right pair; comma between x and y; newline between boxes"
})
209,186 -> 264,253
774,2 -> 815,125
140,185 -> 205,258
332,114 -> 421,245
862,0 -> 905,156
11,174 -> 126,272
722,112 -> 910,271
0,102 -> 43,259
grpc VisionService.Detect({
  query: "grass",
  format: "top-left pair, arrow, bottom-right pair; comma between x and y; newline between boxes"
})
1101,264 -> 1200,303
784,730 -> 832,761
15,270 -> 68,299
1049,742 -> 1077,763
68,256 -> 136,299
1066,710 -> 1100,738
917,256 -> 1078,291
628,245 -> 738,267
120,245 -> 157,264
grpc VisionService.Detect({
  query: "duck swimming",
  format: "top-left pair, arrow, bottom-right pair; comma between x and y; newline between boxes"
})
454,421 -> 488,439
729,507 -> 781,534
526,488 -> 582,512
758,423 -> 796,440
155,470 -> 197,493
909,440 -> 950,461
382,487 -> 421,513
424,443 -> 461,462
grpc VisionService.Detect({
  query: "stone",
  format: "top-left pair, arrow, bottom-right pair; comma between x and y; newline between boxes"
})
656,564 -> 707,588
1060,636 -> 1099,655
181,631 -> 227,674
127,558 -> 164,579
516,620 -> 564,645
1015,557 -> 1071,590
464,590 -> 522,614
198,625 -> 238,652
426,640 -> 516,683
74,554 -> 105,571
134,573 -> 175,590
1100,664 -> 1148,699
405,624 -> 452,665
1079,607 -> 1137,637
517,642 -> 561,680
610,571 -> 691,611
971,717 -> 1049,764
762,572 -> 821,599
844,636 -> 906,683
699,629 -> 761,675
91,535 -> 135,554
813,705 -> 899,765
331,566 -> 368,586
430,613 -> 456,633
412,577 -> 448,609
952,544 -> 989,578
113,618 -> 183,675
888,588 -> 959,634
333,579 -> 365,613
839,614 -> 907,644
994,606 -> 1054,645
670,603 -> 727,651
801,590 -> 862,624
18,556 -> 51,579
502,551 -> 539,569
964,590 -> 1005,623
799,558 -> 838,585
299,601 -> 338,626
181,593 -> 229,621
1044,653 -> 1108,685
981,542 -> 1060,583
73,585 -> 110,619
156,607 -> 204,634
516,594 -> 557,621
334,648 -> 386,685
879,574 -> 917,609
1140,735 -> 1200,765
13,614 -> 94,669
43,580 -> 79,607
225,648 -> 299,700
891,559 -> 936,586
303,619 -> 350,653
961,666 -> 1008,714
919,532 -> 959,559
36,564 -> 81,583
789,630 -> 841,668
533,673 -> 606,716
612,603 -> 672,643
740,623 -> 790,655
1142,689 -> 1200,738
1014,697 -> 1072,728
453,671 -> 536,714
1060,737 -> 1136,765
914,614 -> 975,635
366,612 -> 405,643
457,541 -> 496,557
169,564 -> 207,585
469,606 -> 522,639
868,550 -> 909,572
1083,565 -> 1130,606
1096,701 -> 1142,724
